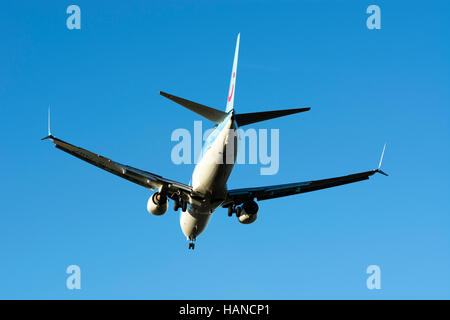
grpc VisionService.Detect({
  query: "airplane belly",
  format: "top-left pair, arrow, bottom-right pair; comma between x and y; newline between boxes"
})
180,209 -> 211,239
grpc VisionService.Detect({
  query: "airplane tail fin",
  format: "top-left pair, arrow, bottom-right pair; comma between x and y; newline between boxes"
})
160,91 -> 228,124
226,33 -> 240,113
224,33 -> 311,126
160,33 -> 311,127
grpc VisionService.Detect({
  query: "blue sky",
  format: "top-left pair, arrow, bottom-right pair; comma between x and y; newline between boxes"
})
0,0 -> 449,299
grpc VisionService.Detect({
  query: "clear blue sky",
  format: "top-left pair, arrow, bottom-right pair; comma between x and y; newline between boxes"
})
0,0 -> 449,299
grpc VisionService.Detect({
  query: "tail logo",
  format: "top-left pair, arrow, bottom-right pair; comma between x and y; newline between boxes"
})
228,72 -> 235,102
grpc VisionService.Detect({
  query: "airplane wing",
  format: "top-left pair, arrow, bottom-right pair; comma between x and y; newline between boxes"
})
41,135 -> 194,201
223,145 -> 388,207
222,168 -> 388,207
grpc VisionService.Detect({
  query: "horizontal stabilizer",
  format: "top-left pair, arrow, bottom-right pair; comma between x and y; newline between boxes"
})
160,91 -> 228,124
235,107 -> 310,126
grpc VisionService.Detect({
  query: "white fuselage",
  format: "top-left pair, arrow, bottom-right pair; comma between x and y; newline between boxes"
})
180,113 -> 238,240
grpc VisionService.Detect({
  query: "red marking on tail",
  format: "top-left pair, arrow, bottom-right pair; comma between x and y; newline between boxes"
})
228,85 -> 234,102
228,72 -> 236,102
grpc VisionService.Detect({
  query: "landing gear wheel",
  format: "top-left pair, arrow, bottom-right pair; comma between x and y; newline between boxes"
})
236,206 -> 242,217
188,242 -> 195,250
181,201 -> 187,212
228,207 -> 233,217
174,201 -> 180,211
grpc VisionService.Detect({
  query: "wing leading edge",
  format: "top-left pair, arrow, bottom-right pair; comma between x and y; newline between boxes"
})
223,169 -> 386,207
223,145 -> 388,207
41,135 -> 194,199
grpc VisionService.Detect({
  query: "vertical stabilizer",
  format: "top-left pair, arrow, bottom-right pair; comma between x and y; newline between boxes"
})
226,33 -> 240,113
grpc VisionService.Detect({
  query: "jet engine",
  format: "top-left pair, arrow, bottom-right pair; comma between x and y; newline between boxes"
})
237,200 -> 259,224
147,192 -> 168,216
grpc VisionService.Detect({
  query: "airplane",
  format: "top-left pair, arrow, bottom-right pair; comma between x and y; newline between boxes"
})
42,33 -> 388,250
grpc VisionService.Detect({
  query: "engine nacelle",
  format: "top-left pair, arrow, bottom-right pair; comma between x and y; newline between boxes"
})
237,200 -> 259,224
147,192 -> 168,216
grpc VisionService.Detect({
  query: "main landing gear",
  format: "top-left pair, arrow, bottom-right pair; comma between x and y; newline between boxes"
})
228,205 -> 242,217
174,198 -> 188,212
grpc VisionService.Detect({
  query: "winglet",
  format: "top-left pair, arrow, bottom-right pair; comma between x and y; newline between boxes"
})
41,106 -> 54,141
376,143 -> 388,176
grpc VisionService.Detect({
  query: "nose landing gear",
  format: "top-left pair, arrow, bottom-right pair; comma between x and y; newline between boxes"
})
188,236 -> 196,250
